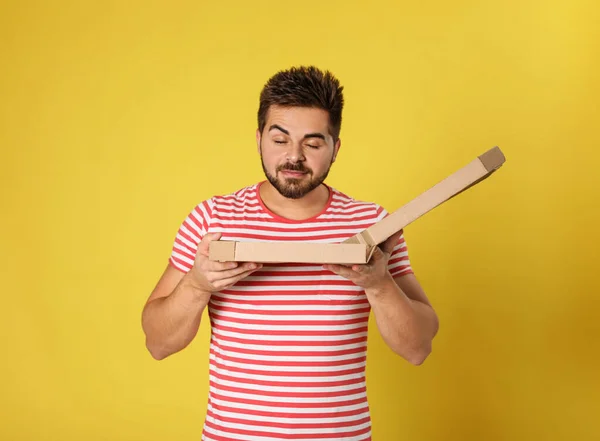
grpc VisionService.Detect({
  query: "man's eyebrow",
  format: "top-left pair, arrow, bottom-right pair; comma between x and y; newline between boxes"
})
268,125 -> 326,141
303,133 -> 326,141
269,124 -> 289,135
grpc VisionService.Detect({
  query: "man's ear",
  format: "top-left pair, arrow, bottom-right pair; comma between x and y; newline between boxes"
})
256,129 -> 261,155
332,138 -> 342,163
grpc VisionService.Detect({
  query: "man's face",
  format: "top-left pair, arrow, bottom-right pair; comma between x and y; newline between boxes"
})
256,105 -> 341,199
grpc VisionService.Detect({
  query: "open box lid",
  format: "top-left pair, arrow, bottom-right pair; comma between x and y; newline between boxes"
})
208,146 -> 506,264
343,146 -> 506,260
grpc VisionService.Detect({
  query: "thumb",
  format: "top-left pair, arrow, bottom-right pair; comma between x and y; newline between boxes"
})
197,232 -> 222,256
370,245 -> 386,262
381,230 -> 403,255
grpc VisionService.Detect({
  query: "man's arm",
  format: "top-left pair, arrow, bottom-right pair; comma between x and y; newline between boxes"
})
323,230 -> 438,365
141,233 -> 261,360
141,265 -> 210,360
365,272 -> 439,365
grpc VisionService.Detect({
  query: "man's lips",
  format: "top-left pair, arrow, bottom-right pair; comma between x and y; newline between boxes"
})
280,169 -> 308,176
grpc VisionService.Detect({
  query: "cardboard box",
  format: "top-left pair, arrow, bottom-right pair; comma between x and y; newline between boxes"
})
208,146 -> 506,264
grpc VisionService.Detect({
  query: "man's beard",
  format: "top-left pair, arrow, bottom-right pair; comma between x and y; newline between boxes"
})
260,146 -> 334,200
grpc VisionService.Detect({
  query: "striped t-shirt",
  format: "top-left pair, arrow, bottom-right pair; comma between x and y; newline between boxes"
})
169,181 -> 413,441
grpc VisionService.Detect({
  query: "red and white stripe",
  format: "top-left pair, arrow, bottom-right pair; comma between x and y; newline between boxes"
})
169,182 -> 412,441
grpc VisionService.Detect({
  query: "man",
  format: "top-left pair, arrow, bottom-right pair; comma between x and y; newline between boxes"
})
141,66 -> 439,441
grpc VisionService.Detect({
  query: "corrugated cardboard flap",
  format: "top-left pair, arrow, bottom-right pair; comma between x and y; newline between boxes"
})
209,240 -> 370,264
343,146 -> 506,248
208,146 -> 506,264
342,229 -> 379,261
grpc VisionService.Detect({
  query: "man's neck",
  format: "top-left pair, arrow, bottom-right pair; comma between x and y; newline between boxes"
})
259,181 -> 330,221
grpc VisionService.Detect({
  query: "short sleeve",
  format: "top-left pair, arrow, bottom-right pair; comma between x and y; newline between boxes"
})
168,198 -> 214,273
375,205 -> 414,278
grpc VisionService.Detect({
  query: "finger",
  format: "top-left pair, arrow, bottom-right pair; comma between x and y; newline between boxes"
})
324,264 -> 357,279
204,259 -> 241,272
213,268 -> 261,290
351,264 -> 369,273
370,246 -> 386,262
207,262 -> 261,279
197,232 -> 223,256
382,230 -> 403,255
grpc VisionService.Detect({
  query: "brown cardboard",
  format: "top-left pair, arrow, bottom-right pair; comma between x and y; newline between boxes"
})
209,146 -> 506,264
209,241 -> 370,264
343,146 -> 506,259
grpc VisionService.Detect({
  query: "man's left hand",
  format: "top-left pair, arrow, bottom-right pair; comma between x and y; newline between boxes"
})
323,230 -> 403,292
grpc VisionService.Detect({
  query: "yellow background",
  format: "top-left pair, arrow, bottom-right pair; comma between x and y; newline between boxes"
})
1,0 -> 599,440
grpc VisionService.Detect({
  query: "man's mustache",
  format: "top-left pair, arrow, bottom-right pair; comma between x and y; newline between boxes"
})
277,163 -> 312,173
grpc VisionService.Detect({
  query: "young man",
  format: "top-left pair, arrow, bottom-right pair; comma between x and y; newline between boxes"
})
141,66 -> 439,441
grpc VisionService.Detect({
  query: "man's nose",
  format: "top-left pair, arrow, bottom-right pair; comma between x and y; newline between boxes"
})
287,142 -> 306,162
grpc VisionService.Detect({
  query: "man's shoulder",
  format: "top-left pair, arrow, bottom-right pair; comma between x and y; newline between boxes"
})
187,183 -> 259,213
211,183 -> 259,204
328,186 -> 386,217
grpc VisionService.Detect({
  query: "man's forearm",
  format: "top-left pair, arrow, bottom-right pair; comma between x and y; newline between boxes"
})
142,273 -> 211,360
366,275 -> 438,365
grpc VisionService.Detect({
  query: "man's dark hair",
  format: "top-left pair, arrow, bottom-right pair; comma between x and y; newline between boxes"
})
258,66 -> 345,141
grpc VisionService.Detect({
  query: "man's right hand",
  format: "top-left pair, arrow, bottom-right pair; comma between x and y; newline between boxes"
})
186,232 -> 262,295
